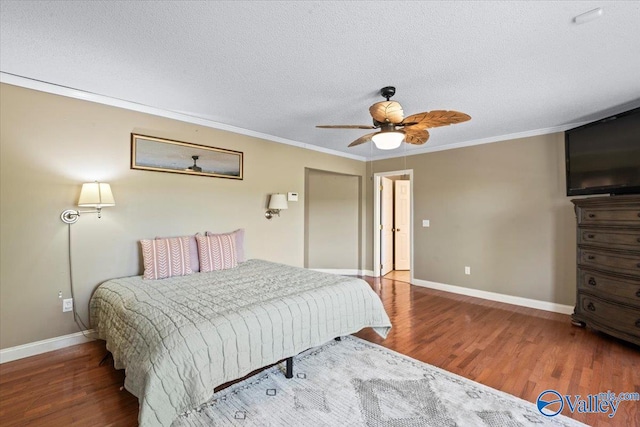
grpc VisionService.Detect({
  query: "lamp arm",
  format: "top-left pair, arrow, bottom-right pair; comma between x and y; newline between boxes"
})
60,207 -> 104,224
265,208 -> 282,219
78,207 -> 103,217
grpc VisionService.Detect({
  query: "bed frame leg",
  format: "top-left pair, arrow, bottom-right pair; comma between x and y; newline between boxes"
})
98,352 -> 112,367
285,357 -> 293,379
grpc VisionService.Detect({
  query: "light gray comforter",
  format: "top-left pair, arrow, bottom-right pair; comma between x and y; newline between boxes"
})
90,259 -> 391,426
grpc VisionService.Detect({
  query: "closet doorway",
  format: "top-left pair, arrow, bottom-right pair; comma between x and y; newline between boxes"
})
373,170 -> 413,283
305,168 -> 361,273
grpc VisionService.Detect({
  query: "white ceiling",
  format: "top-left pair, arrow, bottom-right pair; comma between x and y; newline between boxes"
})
1,1 -> 639,160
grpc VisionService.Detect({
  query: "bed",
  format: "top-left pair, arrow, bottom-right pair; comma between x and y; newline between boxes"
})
90,259 -> 391,426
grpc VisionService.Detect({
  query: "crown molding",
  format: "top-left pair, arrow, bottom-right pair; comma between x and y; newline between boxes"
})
3,72 -> 613,163
367,124 -> 589,161
0,72 -> 367,162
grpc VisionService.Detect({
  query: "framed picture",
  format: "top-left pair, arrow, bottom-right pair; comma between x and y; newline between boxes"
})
131,134 -> 243,180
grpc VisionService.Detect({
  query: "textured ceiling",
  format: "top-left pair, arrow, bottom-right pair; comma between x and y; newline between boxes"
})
1,1 -> 639,160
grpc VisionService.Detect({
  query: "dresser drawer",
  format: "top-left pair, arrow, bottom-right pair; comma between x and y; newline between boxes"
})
578,269 -> 640,305
578,294 -> 640,337
578,248 -> 640,276
578,206 -> 640,225
578,228 -> 640,251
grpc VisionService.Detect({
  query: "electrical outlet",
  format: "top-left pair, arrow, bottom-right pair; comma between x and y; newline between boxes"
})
62,298 -> 73,313
465,266 -> 471,275
422,219 -> 430,227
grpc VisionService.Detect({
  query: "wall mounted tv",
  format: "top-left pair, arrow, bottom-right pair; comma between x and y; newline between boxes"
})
565,107 -> 640,196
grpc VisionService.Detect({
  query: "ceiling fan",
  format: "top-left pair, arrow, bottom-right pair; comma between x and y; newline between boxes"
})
186,155 -> 202,172
316,86 -> 471,150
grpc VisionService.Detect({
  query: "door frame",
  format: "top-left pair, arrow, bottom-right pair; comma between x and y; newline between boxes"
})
373,169 -> 413,278
380,176 -> 394,276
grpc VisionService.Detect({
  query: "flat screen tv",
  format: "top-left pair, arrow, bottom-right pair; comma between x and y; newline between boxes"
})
565,107 -> 640,196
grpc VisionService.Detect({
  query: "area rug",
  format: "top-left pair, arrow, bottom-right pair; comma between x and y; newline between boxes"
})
174,336 -> 586,426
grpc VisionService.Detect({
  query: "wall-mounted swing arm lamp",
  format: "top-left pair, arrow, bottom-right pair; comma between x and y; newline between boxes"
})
60,182 -> 116,224
265,193 -> 288,219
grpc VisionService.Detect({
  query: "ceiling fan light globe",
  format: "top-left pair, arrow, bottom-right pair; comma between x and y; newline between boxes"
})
372,131 -> 404,150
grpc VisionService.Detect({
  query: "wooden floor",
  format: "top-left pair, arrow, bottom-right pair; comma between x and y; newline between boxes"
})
1,276 -> 638,426
383,269 -> 410,283
356,277 -> 640,427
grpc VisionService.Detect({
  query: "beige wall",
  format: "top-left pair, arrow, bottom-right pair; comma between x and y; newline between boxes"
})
0,84 -> 366,349
0,82 -> 579,349
371,133 -> 577,305
305,169 -> 361,270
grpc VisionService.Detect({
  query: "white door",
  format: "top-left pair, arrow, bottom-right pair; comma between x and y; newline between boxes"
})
381,177 -> 394,276
394,180 -> 411,270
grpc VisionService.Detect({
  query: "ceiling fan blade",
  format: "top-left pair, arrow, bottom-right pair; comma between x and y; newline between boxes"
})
403,128 -> 430,145
316,124 -> 377,129
401,110 -> 471,129
348,132 -> 378,147
369,101 -> 404,124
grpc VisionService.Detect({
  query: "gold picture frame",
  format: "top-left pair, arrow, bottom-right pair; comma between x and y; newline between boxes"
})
131,134 -> 243,180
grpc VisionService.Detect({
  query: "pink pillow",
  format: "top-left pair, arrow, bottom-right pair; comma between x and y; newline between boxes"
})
140,237 -> 193,280
156,235 -> 200,272
205,229 -> 245,262
196,233 -> 238,272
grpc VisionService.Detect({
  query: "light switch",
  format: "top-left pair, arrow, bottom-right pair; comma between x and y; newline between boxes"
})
422,219 -> 430,227
287,192 -> 298,202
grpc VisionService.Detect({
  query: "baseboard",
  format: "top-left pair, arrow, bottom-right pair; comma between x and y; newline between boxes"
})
313,268 -> 374,277
0,329 -> 96,364
0,280 -> 571,364
411,278 -> 574,315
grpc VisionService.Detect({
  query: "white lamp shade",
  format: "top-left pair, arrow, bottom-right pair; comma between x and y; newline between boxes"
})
372,131 -> 404,150
268,193 -> 288,210
78,182 -> 115,207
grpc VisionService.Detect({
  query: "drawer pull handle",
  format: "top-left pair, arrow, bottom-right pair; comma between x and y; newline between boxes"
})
587,302 -> 596,312
587,255 -> 596,260
587,234 -> 595,239
588,213 -> 596,218
636,319 -> 640,328
637,237 -> 640,243
588,278 -> 597,286
636,290 -> 640,298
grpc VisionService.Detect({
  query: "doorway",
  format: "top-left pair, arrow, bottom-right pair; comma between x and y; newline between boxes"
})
373,170 -> 413,282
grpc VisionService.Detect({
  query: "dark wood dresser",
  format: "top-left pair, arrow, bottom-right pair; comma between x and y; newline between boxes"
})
571,195 -> 640,346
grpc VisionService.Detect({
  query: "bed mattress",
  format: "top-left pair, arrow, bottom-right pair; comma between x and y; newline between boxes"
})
90,259 -> 391,426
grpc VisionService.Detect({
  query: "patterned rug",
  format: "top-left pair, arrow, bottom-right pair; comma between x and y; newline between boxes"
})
174,336 -> 586,426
